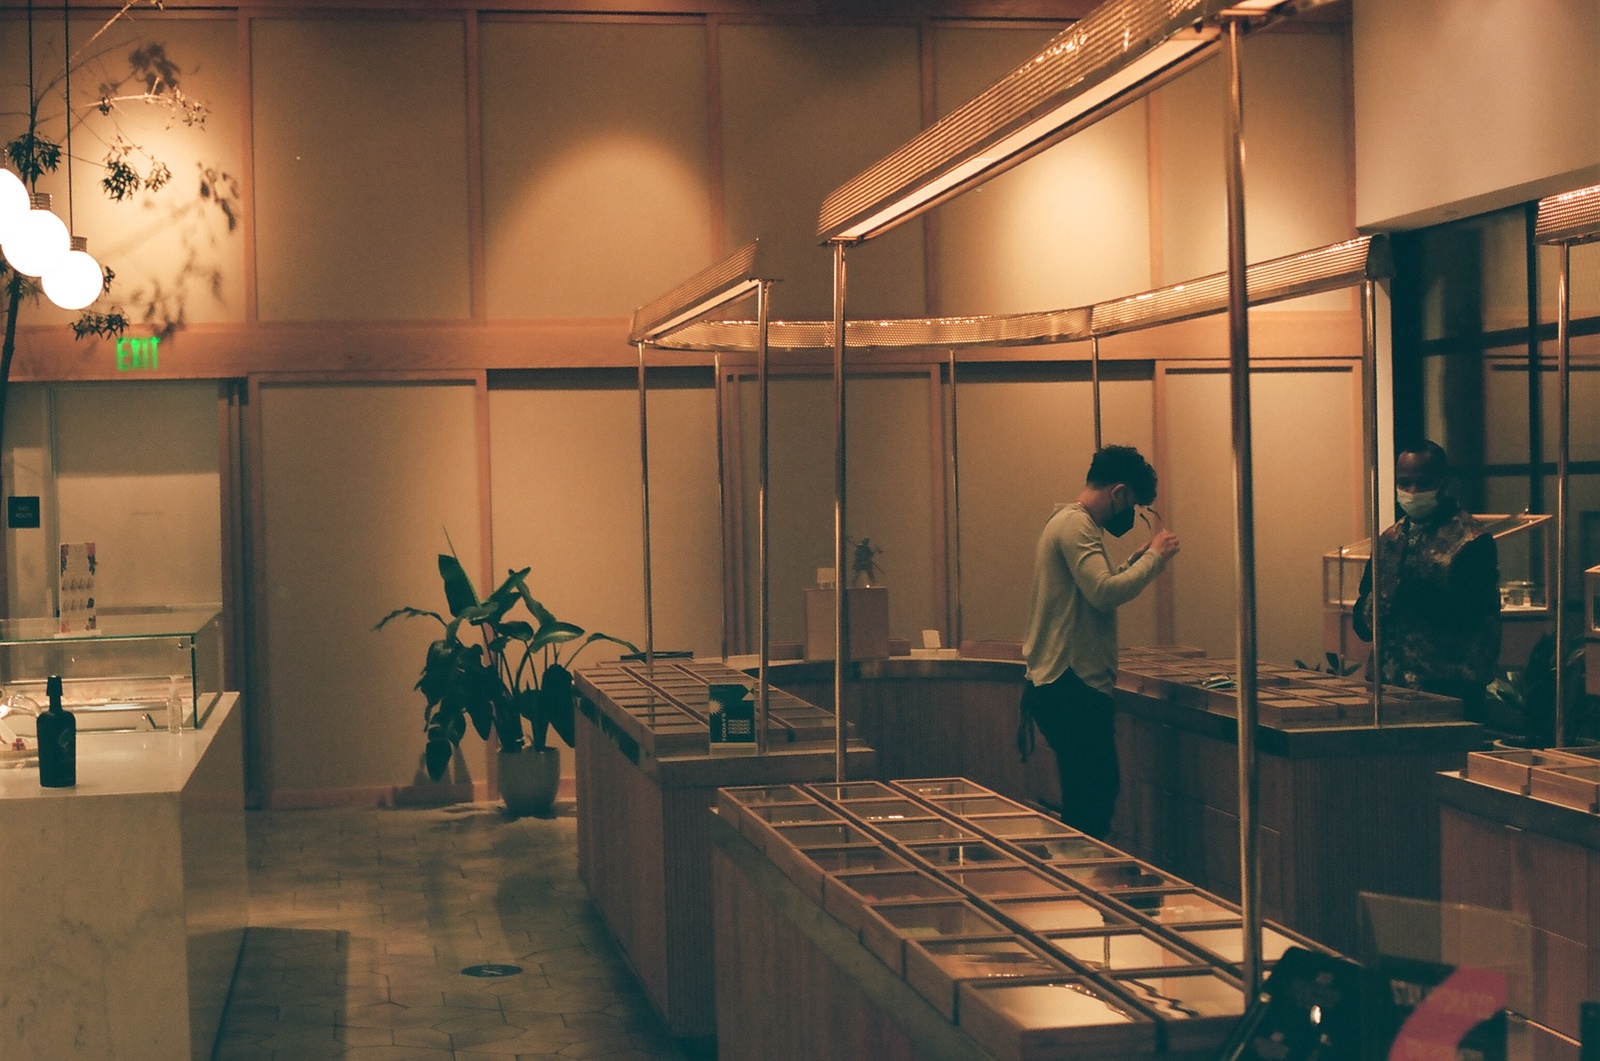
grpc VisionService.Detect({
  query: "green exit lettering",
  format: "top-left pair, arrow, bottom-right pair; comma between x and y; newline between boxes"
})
115,336 -> 160,371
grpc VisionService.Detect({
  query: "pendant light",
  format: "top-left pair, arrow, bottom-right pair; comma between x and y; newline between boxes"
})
2,0 -> 72,279
41,0 -> 102,309
3,191 -> 70,278
0,166 -> 28,245
42,235 -> 101,310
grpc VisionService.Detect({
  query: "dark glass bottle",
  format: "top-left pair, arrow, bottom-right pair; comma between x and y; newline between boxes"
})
37,675 -> 75,788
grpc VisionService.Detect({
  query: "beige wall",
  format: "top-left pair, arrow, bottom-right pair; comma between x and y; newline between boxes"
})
1162,360 -> 1361,664
258,380 -> 486,801
1354,0 -> 1600,229
718,24 -> 927,320
480,22 -> 715,319
251,18 -> 472,321
956,370 -> 1159,648
0,17 -> 246,330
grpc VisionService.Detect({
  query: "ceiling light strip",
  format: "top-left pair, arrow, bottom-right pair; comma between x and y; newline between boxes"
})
629,240 -> 777,344
1534,183 -> 1600,246
648,236 -> 1386,354
818,0 -> 1234,243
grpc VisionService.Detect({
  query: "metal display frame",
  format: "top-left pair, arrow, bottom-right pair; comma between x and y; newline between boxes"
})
1533,182 -> 1600,747
814,0 -> 1338,996
628,240 -> 780,750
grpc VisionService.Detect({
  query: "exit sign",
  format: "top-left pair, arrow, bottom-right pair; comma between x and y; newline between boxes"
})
115,336 -> 160,371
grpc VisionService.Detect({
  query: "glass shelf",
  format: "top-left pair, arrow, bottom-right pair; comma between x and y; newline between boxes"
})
1323,513 -> 1555,616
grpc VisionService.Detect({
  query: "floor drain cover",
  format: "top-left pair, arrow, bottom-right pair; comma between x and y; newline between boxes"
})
461,964 -> 523,978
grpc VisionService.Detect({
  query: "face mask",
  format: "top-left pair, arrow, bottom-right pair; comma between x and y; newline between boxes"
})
1397,489 -> 1439,521
1104,498 -> 1137,537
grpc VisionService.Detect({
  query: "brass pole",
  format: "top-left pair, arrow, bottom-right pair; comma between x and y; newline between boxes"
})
833,242 -> 849,782
1090,335 -> 1103,450
1362,280 -> 1384,727
714,352 -> 730,660
637,341 -> 655,671
1223,18 -> 1263,997
1555,242 -> 1571,746
757,281 -> 772,755
948,348 -> 964,650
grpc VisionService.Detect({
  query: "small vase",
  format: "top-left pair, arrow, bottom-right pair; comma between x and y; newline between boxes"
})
498,747 -> 560,816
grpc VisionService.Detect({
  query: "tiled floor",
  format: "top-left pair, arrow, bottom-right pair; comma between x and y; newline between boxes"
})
215,802 -> 692,1061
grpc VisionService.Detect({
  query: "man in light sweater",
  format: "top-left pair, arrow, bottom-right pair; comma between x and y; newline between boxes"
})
1021,445 -> 1179,838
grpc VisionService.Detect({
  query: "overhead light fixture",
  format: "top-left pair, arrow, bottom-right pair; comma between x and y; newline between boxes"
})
0,166 -> 28,244
1534,183 -> 1600,246
3,192 -> 70,278
818,0 -> 1327,245
43,236 -> 103,310
628,240 -> 779,344
41,0 -> 103,310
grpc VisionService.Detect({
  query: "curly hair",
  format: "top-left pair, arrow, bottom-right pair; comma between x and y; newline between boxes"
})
1085,445 -> 1157,506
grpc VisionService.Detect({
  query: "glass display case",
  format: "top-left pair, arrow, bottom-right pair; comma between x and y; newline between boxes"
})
0,607 -> 223,735
1322,513 -> 1555,615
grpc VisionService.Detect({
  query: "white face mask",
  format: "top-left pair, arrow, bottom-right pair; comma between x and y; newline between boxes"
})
1396,489 -> 1439,521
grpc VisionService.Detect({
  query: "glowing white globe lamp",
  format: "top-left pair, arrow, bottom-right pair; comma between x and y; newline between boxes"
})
42,236 -> 103,310
3,193 -> 70,278
0,167 -> 28,245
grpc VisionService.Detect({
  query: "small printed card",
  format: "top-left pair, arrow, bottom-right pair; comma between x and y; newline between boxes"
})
58,542 -> 97,634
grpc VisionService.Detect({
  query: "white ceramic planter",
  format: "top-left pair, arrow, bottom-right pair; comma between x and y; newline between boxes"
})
498,747 -> 560,816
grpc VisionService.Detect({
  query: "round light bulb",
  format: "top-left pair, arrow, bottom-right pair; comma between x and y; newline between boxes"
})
42,236 -> 104,311
2,193 -> 70,278
0,168 -> 28,246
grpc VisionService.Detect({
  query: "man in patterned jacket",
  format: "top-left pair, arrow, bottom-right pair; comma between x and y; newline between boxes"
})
1354,440 -> 1500,718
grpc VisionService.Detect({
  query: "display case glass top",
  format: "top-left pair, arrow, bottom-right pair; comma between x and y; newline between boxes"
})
1323,513 -> 1554,616
0,607 -> 223,733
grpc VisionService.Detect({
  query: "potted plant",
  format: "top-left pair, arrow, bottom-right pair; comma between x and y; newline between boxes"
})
1484,633 -> 1588,748
378,552 -> 638,816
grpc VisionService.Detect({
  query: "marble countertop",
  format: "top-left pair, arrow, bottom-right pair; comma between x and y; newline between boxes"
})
0,691 -> 239,800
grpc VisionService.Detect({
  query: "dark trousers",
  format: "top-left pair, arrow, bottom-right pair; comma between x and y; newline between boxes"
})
1020,669 -> 1120,839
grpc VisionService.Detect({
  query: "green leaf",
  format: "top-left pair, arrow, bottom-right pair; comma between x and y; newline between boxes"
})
498,620 -> 534,642
559,631 -> 642,668
375,606 -> 446,632
438,553 -> 479,618
424,737 -> 453,782
529,621 -> 585,655
537,664 -> 577,748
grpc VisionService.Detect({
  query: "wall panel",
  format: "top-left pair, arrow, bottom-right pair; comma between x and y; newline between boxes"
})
259,380 -> 484,797
1157,30 -> 1354,310
0,18 -> 246,328
1354,0 -> 1600,229
955,370 -> 1157,646
1162,361 -> 1359,664
251,17 -> 471,321
480,21 -> 715,319
718,24 -> 926,320
54,382 -> 223,610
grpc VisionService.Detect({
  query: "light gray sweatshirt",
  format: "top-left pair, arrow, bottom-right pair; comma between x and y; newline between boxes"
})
1022,502 -> 1165,694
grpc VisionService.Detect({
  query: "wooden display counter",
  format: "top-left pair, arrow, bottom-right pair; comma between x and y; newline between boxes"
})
572,659 -> 876,1045
1437,763 -> 1600,1052
712,776 -> 1331,1061
765,650 -> 1486,957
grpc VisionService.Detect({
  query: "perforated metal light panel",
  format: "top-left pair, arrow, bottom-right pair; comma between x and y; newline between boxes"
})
647,237 -> 1387,354
818,0 -> 1229,242
1090,236 -> 1390,336
628,240 -> 776,343
1535,184 -> 1600,246
649,307 -> 1093,353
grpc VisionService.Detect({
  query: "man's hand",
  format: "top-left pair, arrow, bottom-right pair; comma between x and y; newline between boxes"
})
1150,529 -> 1180,559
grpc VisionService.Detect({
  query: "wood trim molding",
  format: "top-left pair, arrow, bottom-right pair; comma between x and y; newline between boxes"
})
0,2 -> 1100,18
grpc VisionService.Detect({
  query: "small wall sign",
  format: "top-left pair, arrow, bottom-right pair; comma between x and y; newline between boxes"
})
115,335 -> 160,371
6,496 -> 39,529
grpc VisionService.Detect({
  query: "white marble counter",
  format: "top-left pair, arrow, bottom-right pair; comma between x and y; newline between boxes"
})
0,692 -> 247,1061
